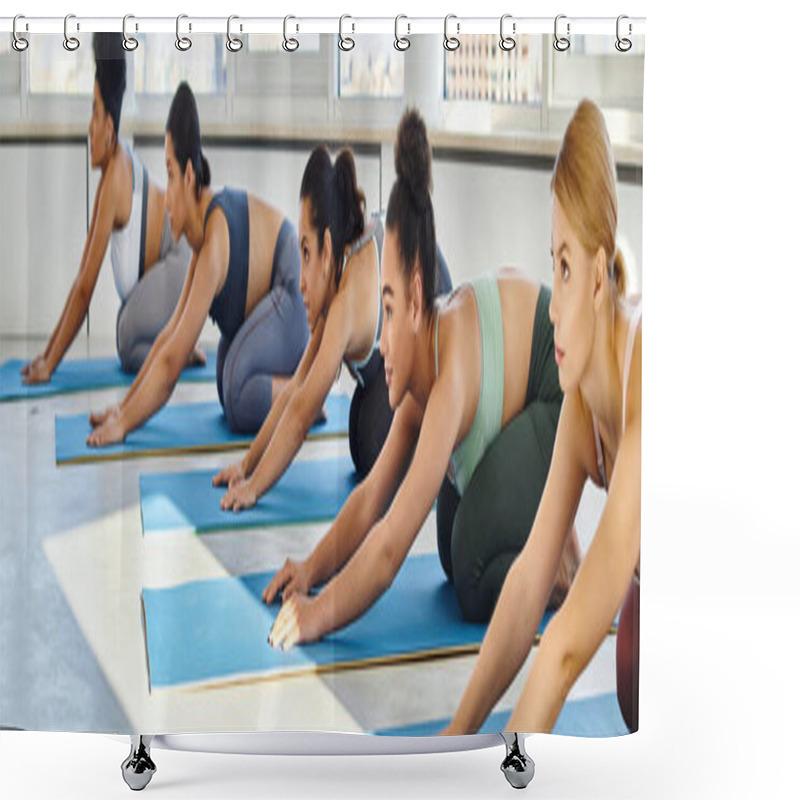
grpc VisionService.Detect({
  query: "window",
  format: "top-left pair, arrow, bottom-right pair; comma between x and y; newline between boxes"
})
134,34 -> 227,95
549,35 -> 645,112
338,35 -> 404,99
444,35 -> 542,105
28,35 -> 93,94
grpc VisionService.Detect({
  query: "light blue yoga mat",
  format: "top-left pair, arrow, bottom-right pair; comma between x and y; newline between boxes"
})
0,352 -> 217,402
141,553 -> 556,690
140,456 -> 359,535
55,393 -> 350,464
375,693 -> 629,738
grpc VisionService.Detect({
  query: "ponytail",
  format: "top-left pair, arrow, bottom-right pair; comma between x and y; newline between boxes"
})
166,81 -> 209,200
300,145 -> 365,288
386,108 -> 438,310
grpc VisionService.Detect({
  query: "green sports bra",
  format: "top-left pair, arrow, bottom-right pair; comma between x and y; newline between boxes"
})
435,274 -> 504,496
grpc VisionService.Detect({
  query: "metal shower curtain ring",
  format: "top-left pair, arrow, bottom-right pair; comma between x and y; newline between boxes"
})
63,13 -> 80,51
122,14 -> 139,51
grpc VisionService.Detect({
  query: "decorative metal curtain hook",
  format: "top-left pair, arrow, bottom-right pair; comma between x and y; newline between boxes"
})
283,15 -> 299,52
444,14 -> 460,52
63,13 -> 80,51
226,15 -> 243,52
499,14 -> 516,51
615,15 -> 632,52
394,15 -> 410,51
339,15 -> 355,51
554,14 -> 570,52
12,14 -> 29,52
176,14 -> 192,51
122,15 -> 139,51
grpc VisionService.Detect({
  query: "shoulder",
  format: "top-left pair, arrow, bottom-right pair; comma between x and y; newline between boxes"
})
622,300 -> 642,429
198,201 -> 229,274
563,388 -> 604,487
100,147 -> 129,208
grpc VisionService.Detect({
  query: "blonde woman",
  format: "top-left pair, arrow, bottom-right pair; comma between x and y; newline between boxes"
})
445,99 -> 642,735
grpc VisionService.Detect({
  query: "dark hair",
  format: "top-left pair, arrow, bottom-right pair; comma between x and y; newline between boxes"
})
300,145 -> 366,288
385,108 -> 437,310
165,81 -> 211,199
92,33 -> 126,139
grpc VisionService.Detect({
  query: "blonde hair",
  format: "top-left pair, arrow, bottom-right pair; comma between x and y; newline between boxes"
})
551,99 -> 627,299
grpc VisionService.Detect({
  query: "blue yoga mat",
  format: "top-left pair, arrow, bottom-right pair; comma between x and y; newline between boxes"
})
375,693 -> 629,738
55,393 -> 350,464
141,554 -> 556,690
0,352 -> 217,402
140,457 -> 359,536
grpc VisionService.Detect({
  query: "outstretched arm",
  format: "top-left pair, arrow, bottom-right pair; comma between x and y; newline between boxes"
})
263,392 -> 422,605
24,170 -> 116,383
89,250 -> 196,428
222,292 -> 352,510
213,311 -> 325,491
507,412 -> 640,733
444,391 -> 588,735
268,356 -> 464,650
87,232 -> 219,446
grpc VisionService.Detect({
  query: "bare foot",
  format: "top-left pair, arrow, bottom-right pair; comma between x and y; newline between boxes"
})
547,525 -> 582,609
186,346 -> 206,368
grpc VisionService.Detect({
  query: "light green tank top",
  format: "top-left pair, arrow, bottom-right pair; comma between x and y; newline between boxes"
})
435,274 -> 504,495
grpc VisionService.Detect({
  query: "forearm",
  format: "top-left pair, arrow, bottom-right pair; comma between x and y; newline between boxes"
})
119,354 -> 177,434
506,620 -> 577,734
450,560 -> 549,734
307,484 -> 377,587
121,328 -> 169,410
314,520 -> 394,636
243,379 -> 295,476
45,284 -> 89,371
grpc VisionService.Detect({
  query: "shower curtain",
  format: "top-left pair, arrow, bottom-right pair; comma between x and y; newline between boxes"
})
0,20 -> 644,742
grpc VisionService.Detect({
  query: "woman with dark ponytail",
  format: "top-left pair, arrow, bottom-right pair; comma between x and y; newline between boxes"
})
266,108 -> 579,652
22,33 -> 196,385
213,143 -> 452,510
87,81 -> 308,446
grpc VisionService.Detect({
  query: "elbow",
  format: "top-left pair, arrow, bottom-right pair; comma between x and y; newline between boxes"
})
374,536 -> 400,595
539,621 -> 582,702
74,278 -> 92,312
159,348 -> 182,390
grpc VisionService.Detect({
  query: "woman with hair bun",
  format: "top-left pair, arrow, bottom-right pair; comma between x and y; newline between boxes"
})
445,99 -> 642,736
213,143 -> 452,510
22,33 -> 197,384
266,108 -> 579,650
88,81 -> 308,445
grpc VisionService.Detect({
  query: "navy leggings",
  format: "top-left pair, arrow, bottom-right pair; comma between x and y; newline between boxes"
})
216,220 -> 309,433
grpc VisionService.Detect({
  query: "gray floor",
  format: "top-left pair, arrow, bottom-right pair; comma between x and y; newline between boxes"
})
0,335 -> 612,735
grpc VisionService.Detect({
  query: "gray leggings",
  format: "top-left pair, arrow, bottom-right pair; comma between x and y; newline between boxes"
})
216,219 -> 309,433
116,214 -> 192,373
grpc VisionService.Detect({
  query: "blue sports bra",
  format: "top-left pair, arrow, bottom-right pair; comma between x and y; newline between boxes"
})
204,188 -> 250,342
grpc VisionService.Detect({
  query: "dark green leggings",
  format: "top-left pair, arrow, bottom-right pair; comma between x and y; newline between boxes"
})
436,286 -> 562,623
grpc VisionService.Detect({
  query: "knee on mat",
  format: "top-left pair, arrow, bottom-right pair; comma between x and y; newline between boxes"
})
119,343 -> 148,375
117,319 -> 148,374
224,373 -> 273,434
451,530 -> 490,624
348,388 -> 364,475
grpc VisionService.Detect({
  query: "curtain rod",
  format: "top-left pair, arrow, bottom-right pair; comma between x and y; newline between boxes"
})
0,15 -> 646,37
